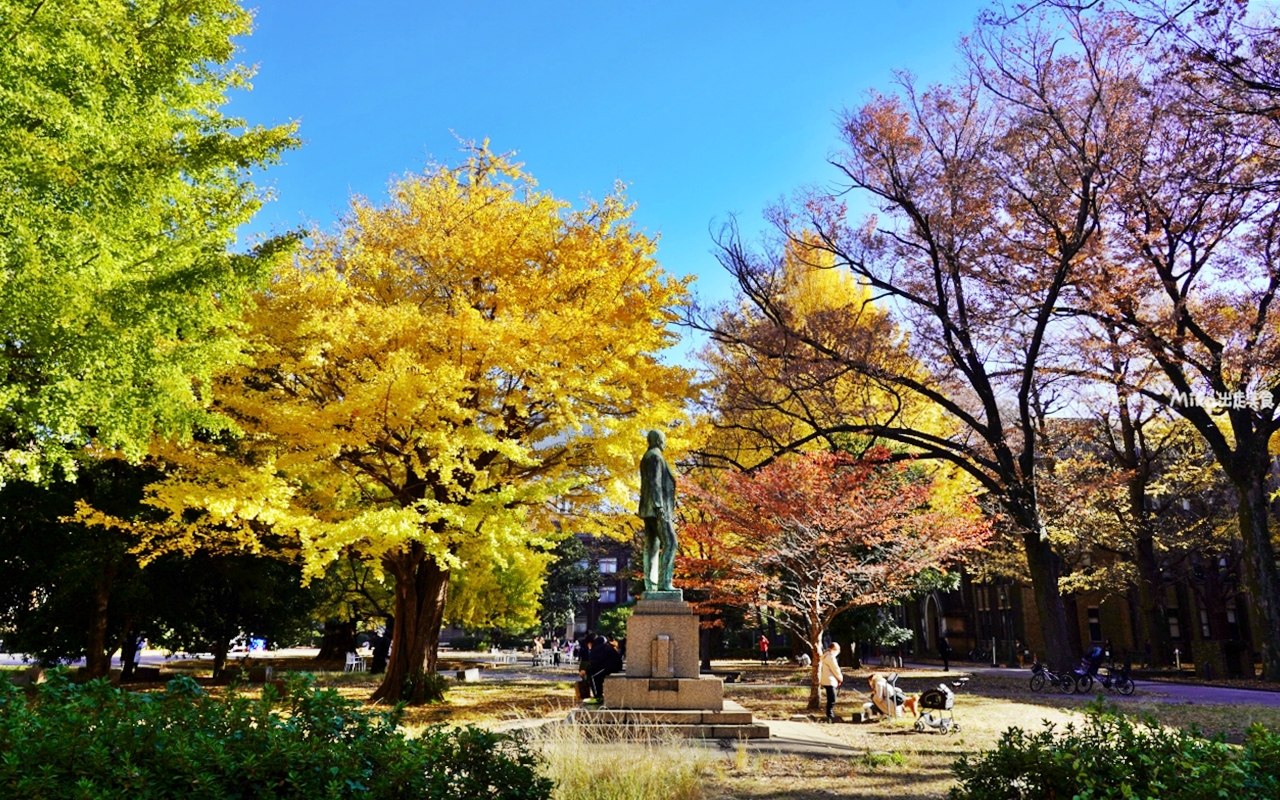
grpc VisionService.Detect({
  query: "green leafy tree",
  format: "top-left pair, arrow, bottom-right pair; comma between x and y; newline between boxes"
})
537,536 -> 601,637
0,0 -> 298,477
0,457 -> 163,677
148,553 -> 318,679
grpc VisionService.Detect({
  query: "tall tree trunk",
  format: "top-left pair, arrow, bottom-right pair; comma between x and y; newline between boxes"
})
372,545 -> 450,704
117,621 -> 137,681
211,639 -> 230,680
1133,533 -> 1173,667
807,633 -> 823,711
1235,469 -> 1280,681
84,563 -> 117,679
1020,518 -> 1075,670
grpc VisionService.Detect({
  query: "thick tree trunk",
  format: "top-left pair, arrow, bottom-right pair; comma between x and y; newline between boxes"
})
1235,471 -> 1280,681
84,565 -> 116,679
314,619 -> 358,664
117,622 -> 137,681
372,546 -> 450,704
1133,533 -> 1173,667
211,639 -> 230,680
1020,520 -> 1076,670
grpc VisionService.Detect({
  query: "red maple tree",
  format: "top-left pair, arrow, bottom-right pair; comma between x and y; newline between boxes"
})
684,449 -> 989,709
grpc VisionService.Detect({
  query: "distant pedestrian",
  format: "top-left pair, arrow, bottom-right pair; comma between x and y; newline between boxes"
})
759,634 -> 770,665
939,634 -> 952,672
371,616 -> 393,674
819,642 -> 844,722
577,634 -> 596,702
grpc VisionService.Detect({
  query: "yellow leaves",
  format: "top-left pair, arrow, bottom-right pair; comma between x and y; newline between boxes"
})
128,145 -> 695,621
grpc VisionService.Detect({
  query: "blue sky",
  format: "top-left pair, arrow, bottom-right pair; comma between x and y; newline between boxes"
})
230,1 -> 989,354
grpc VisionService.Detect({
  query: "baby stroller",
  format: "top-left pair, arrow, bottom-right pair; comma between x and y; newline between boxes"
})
913,678 -> 966,734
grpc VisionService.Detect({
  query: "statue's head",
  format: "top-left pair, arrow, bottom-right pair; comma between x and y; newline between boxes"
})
647,429 -> 666,450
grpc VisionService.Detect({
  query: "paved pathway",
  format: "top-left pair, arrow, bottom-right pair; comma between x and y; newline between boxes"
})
903,661 -> 1280,707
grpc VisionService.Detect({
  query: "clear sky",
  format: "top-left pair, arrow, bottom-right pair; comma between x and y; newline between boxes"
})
230,1 -> 991,354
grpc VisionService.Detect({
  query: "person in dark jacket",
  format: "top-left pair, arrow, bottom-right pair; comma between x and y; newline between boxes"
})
577,633 -> 597,702
588,635 -> 623,701
939,634 -> 952,672
370,615 -> 393,674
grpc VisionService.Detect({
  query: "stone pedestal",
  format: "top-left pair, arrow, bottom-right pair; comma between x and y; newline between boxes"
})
624,598 -> 701,679
602,596 -> 723,712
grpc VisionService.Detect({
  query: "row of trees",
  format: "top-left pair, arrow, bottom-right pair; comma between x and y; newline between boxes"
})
689,0 -> 1280,678
7,0 -> 1279,702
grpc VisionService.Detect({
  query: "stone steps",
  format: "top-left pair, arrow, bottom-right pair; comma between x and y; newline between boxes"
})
564,700 -> 770,740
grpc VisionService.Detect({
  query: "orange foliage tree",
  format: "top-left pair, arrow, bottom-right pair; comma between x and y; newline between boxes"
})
684,449 -> 988,709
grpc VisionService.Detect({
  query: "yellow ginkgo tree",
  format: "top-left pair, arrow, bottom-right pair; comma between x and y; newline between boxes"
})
139,147 -> 696,702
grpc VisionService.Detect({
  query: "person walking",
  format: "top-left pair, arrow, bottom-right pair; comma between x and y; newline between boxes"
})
939,633 -> 952,672
818,642 -> 844,722
759,634 -> 770,666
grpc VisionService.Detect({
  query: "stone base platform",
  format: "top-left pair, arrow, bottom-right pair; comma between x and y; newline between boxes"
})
564,700 -> 770,740
603,674 -> 724,710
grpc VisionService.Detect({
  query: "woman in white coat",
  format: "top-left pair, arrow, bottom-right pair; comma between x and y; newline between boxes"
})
818,642 -> 844,721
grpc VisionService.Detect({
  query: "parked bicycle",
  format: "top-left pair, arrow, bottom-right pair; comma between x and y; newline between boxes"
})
1029,660 -> 1078,693
967,645 -> 992,663
1071,646 -> 1107,693
1078,660 -> 1136,696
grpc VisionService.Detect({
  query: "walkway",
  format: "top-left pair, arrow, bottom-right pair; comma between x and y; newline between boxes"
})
905,661 -> 1280,708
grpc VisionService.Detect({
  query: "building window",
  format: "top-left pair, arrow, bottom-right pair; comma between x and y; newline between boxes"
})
997,586 -> 1010,609
599,585 -> 617,603
574,620 -> 587,634
1199,609 -> 1211,639
1082,550 -> 1093,567
1166,609 -> 1182,640
1088,607 -> 1102,642
1226,601 -> 1240,640
575,559 -> 589,571
599,558 -> 618,574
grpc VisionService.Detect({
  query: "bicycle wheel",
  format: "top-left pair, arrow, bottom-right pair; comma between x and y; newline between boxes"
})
1074,674 -> 1094,694
1030,674 -> 1046,692
1057,676 -> 1076,694
1117,677 -> 1135,696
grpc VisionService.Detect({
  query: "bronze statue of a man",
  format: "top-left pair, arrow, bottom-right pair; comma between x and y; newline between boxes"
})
638,429 -> 678,593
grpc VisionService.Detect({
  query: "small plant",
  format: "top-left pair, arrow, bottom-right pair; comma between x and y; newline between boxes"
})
402,667 -> 450,703
950,700 -> 1280,800
0,669 -> 549,799
862,751 -> 905,769
733,741 -> 751,771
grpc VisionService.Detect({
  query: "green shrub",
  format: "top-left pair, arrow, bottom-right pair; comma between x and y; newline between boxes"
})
0,670 -> 551,800
950,701 -> 1280,800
